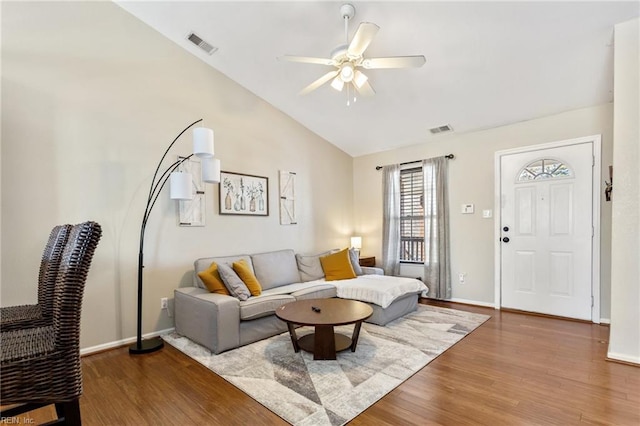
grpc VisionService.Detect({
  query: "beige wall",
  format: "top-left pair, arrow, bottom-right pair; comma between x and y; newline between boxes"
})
0,2 -> 354,350
609,18 -> 639,364
354,104 -> 614,317
1,2 -> 630,354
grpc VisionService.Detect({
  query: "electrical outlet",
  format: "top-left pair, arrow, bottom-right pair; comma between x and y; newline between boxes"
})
458,273 -> 466,283
160,297 -> 168,309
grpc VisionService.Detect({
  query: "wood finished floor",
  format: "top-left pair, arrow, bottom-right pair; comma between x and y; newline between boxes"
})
11,301 -> 640,425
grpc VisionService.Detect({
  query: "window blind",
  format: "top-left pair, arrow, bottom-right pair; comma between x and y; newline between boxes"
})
400,167 -> 425,262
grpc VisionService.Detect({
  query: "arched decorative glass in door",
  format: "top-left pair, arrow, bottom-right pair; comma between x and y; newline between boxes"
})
517,158 -> 573,182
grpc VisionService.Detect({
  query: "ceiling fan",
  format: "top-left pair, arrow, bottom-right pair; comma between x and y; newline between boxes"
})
278,3 -> 426,103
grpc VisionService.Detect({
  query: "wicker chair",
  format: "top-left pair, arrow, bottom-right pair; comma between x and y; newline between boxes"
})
0,221 -> 102,425
1,224 -> 72,332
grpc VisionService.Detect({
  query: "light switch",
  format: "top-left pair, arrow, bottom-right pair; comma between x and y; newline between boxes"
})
482,209 -> 493,218
461,204 -> 475,214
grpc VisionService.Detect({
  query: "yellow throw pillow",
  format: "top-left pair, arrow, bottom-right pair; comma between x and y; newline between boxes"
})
232,259 -> 262,297
320,248 -> 356,281
197,262 -> 230,295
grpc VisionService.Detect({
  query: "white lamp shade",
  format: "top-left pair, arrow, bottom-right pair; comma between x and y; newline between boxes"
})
193,127 -> 214,158
169,172 -> 193,200
354,70 -> 368,88
202,157 -> 221,183
351,236 -> 362,250
331,76 -> 345,92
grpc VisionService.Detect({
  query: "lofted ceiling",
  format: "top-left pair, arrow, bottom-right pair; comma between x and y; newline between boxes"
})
116,1 -> 639,157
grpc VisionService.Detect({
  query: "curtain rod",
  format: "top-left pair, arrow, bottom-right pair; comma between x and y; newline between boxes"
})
375,154 -> 454,170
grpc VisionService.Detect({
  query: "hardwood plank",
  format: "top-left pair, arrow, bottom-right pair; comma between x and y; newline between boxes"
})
5,300 -> 638,425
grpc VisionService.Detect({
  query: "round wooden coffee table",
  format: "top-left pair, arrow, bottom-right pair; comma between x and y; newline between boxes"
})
275,298 -> 373,360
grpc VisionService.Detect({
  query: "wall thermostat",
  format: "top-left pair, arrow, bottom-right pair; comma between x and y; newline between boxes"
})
461,204 -> 475,214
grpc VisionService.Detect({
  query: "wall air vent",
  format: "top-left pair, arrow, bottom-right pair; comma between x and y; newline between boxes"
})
429,124 -> 453,134
187,32 -> 218,55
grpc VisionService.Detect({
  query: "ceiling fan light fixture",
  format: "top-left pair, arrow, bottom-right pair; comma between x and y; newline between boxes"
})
353,70 -> 368,88
340,63 -> 355,82
280,3 -> 424,99
331,76 -> 345,91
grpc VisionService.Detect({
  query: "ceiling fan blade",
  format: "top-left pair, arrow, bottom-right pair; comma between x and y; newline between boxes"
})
347,22 -> 379,57
279,55 -> 336,66
299,70 -> 340,95
354,80 -> 375,97
362,56 -> 426,69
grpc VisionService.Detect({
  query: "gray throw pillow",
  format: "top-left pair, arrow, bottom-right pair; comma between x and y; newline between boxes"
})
296,249 -> 337,282
217,263 -> 251,301
349,248 -> 364,276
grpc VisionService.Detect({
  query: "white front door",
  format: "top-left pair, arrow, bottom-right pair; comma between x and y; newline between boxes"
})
499,141 -> 594,320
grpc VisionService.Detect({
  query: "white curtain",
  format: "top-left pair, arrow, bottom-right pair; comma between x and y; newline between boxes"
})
422,157 -> 451,299
382,164 -> 401,276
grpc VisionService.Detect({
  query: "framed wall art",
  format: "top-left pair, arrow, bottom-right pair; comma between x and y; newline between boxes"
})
219,171 -> 268,216
279,170 -> 297,225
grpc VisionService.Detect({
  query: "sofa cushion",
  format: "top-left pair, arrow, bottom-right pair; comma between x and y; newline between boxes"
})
197,262 -> 230,295
259,281 -> 326,297
251,249 -> 301,291
239,294 -> 296,320
194,255 -> 253,289
320,248 -> 356,281
295,249 -> 335,282
233,259 -> 262,296
291,283 -> 337,300
217,263 -> 251,301
349,248 -> 364,276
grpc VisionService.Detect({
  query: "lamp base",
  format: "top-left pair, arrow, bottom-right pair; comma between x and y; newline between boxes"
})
129,337 -> 164,355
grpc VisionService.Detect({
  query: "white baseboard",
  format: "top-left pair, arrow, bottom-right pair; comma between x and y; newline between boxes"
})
446,298 -> 496,308
607,351 -> 640,365
80,327 -> 175,356
599,318 -> 611,325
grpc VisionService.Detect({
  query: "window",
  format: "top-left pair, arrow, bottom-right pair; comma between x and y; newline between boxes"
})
400,167 -> 424,263
517,158 -> 573,182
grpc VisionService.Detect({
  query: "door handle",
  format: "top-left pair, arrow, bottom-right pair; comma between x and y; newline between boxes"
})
502,237 -> 510,243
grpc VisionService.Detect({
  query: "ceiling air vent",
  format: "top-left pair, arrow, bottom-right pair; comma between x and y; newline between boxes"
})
187,32 -> 218,55
429,124 -> 453,135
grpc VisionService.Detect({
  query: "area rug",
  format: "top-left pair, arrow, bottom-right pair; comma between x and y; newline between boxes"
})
162,304 -> 490,426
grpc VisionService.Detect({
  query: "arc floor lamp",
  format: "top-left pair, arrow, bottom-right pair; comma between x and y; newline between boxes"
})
129,118 -> 220,355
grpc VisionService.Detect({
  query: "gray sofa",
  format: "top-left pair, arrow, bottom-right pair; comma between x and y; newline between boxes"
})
174,249 -> 421,354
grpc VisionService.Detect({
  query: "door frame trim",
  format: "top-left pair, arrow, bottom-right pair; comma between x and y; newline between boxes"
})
493,135 -> 602,323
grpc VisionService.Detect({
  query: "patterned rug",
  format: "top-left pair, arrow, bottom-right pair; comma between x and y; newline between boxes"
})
163,304 -> 490,426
